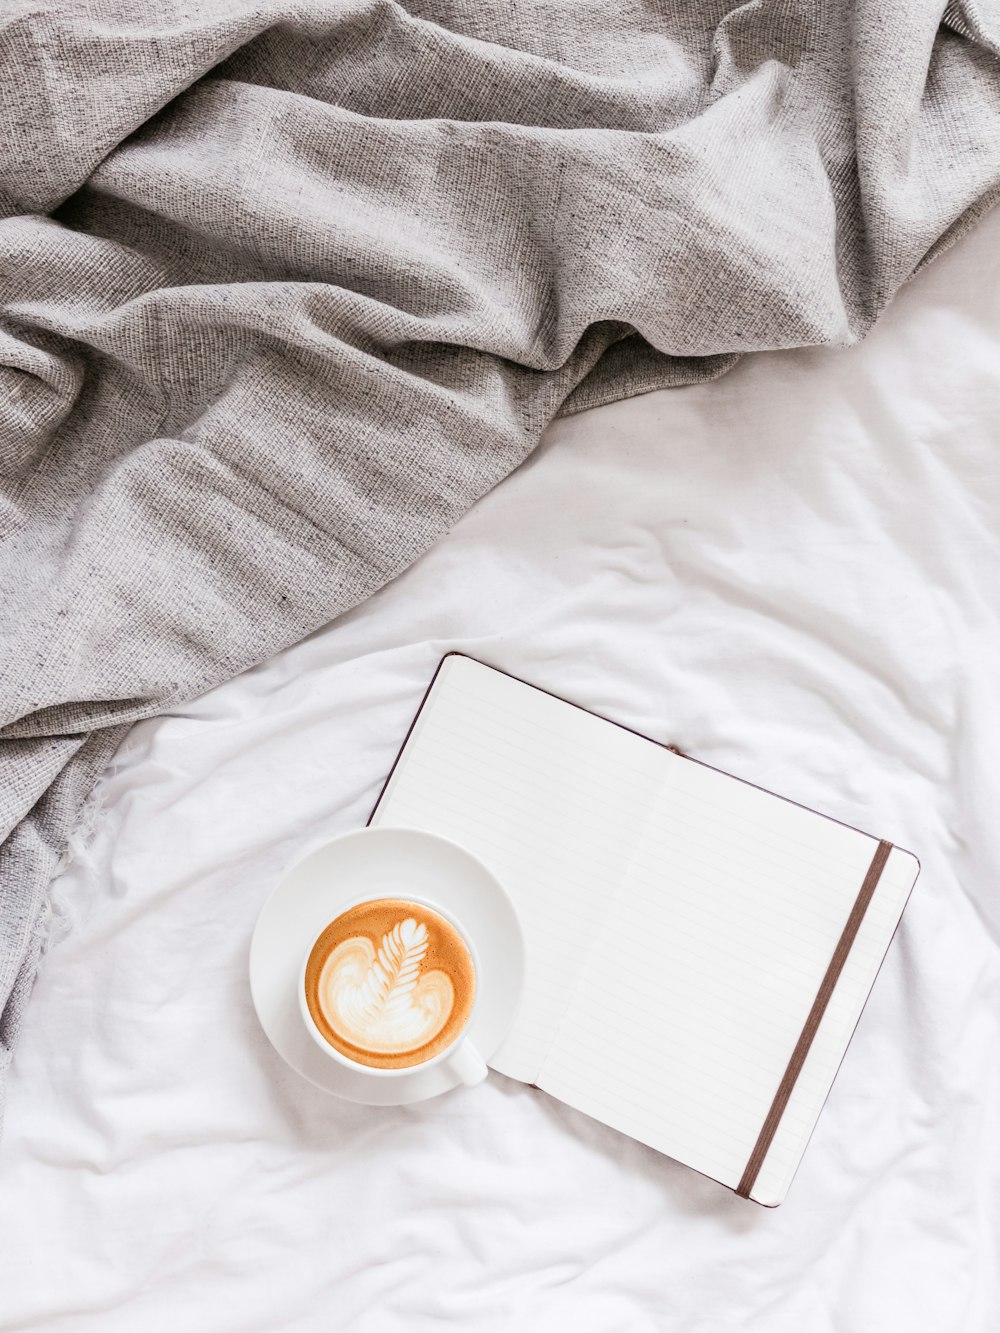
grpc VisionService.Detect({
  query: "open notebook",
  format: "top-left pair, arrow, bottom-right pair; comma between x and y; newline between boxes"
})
369,654 -> 919,1205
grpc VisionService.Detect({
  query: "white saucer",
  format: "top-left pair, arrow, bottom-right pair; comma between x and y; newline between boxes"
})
249,827 -> 525,1105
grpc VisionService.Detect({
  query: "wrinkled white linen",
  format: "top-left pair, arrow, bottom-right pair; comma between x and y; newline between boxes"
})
1,210 -> 998,1332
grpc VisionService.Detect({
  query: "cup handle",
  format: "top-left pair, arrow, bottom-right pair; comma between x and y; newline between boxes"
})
447,1039 -> 489,1087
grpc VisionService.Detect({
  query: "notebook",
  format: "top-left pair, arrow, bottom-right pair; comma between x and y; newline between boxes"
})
368,654 -> 920,1205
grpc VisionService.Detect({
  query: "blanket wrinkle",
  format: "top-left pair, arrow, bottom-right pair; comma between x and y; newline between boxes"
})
3,0 -> 1000,1128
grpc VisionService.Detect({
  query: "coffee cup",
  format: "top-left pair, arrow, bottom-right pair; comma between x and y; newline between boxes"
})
298,894 -> 488,1086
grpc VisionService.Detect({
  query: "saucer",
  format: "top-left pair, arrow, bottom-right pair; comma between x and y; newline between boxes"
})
249,826 -> 525,1105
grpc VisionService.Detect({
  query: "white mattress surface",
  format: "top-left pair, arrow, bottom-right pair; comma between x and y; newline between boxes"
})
2,211 -> 999,1331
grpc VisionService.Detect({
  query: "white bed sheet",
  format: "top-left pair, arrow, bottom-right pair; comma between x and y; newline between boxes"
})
2,210 -> 999,1332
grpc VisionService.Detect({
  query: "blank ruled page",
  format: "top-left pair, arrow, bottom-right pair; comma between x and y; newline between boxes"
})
370,655 -> 667,1082
536,757 -> 910,1195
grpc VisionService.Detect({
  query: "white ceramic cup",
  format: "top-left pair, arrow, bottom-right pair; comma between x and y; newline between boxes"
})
298,894 -> 488,1086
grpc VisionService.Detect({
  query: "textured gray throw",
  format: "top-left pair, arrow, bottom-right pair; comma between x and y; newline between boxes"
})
2,1 -> 1000,1114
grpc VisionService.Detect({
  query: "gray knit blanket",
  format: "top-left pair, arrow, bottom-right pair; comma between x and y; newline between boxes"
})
2,0 -> 999,1115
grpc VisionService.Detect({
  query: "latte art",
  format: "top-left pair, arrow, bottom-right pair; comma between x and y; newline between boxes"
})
304,899 -> 476,1069
320,918 -> 453,1054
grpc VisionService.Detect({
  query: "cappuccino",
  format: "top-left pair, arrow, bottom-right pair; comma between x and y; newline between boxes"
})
304,898 -> 476,1070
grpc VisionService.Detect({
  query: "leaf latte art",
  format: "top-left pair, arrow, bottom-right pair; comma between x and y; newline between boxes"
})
304,898 -> 476,1069
320,918 -> 453,1053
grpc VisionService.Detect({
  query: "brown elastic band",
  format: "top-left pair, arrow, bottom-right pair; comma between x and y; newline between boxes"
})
736,838 -> 893,1200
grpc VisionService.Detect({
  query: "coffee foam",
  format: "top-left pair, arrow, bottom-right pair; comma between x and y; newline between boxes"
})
304,898 -> 476,1070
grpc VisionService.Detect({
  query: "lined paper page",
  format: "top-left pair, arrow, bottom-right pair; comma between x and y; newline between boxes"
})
537,758 -> 911,1196
370,655 -> 668,1082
